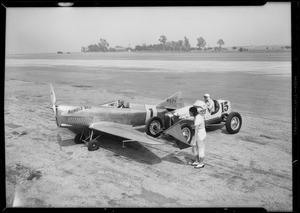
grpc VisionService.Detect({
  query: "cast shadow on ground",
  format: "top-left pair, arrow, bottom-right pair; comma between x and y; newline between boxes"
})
206,124 -> 231,135
206,124 -> 224,132
221,130 -> 230,134
57,132 -> 162,165
97,135 -> 162,165
158,134 -> 195,165
161,152 -> 194,165
58,138 -> 77,147
57,129 -> 193,165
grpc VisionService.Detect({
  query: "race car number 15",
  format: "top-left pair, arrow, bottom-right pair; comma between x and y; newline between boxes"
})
221,101 -> 228,112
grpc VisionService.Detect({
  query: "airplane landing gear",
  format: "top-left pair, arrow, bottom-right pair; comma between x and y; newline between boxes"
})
83,130 -> 103,151
74,132 -> 86,144
87,140 -> 100,151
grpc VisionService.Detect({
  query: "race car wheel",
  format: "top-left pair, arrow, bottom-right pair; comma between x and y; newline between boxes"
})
181,123 -> 193,144
225,112 -> 242,134
145,117 -> 163,137
75,133 -> 86,144
87,140 -> 100,151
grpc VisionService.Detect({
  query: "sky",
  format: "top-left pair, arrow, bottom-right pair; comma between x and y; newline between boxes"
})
6,2 -> 291,54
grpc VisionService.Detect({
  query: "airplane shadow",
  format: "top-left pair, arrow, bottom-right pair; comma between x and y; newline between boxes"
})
161,152 -> 195,165
96,135 -> 162,165
57,128 -> 194,165
58,138 -> 77,147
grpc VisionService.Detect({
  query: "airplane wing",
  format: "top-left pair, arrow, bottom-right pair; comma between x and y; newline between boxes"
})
89,122 -> 165,145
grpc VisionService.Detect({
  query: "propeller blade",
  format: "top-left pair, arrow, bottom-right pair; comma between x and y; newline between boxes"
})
57,134 -> 62,150
57,134 -> 62,143
50,83 -> 57,114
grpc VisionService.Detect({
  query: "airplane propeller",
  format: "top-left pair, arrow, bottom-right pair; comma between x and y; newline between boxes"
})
50,83 -> 57,115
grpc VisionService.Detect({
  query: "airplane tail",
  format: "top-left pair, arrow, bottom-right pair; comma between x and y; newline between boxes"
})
156,91 -> 184,110
50,83 -> 57,115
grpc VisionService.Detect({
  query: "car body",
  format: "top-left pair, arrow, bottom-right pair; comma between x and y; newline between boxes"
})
145,99 -> 242,145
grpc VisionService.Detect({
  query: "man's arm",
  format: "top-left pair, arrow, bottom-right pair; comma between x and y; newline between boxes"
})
206,100 -> 213,112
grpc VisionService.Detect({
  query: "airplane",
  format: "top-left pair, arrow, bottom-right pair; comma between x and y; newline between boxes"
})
50,84 -> 184,151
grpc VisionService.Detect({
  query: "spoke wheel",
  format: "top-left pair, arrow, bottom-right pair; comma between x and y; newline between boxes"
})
230,117 -> 240,131
87,140 -> 100,151
75,133 -> 86,144
145,117 -> 163,137
181,124 -> 193,144
225,112 -> 242,134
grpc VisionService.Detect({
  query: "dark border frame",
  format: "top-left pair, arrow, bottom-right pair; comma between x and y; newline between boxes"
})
1,1 -> 298,213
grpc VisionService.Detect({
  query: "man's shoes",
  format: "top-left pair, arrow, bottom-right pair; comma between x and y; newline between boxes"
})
191,162 -> 199,166
194,163 -> 205,169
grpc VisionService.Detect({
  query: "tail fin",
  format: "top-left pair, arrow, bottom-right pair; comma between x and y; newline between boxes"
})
157,91 -> 184,110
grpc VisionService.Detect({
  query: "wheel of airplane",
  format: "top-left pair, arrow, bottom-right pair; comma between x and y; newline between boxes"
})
87,140 -> 100,151
145,117 -> 163,138
74,133 -> 86,144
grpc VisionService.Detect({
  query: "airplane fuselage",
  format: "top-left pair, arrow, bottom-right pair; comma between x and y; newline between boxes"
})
56,104 -> 167,129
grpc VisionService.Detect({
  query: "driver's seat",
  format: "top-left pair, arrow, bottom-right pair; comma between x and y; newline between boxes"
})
211,100 -> 219,115
124,102 -> 130,108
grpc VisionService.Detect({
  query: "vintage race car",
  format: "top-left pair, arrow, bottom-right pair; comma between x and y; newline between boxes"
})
145,99 -> 242,144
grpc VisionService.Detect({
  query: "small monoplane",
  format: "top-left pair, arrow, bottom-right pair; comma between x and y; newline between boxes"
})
50,84 -> 184,151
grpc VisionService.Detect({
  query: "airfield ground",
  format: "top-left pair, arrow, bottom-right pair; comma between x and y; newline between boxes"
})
5,51 -> 292,210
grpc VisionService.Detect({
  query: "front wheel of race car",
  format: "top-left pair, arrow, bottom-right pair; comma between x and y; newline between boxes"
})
145,117 -> 163,137
181,123 -> 193,144
225,112 -> 242,134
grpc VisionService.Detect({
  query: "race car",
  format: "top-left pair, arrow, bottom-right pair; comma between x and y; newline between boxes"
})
145,99 -> 242,144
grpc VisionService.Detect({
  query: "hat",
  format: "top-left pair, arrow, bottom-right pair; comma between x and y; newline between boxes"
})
193,100 -> 205,109
204,94 -> 210,97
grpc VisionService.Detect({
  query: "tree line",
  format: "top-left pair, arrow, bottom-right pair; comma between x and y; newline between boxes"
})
81,35 -> 227,52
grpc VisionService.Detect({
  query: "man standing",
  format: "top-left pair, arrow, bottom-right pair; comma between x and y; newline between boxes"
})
204,94 -> 215,114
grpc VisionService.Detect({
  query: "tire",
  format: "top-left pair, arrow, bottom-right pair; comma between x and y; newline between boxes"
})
145,117 -> 163,137
87,140 -> 100,151
180,123 -> 193,144
74,133 -> 86,144
225,112 -> 242,134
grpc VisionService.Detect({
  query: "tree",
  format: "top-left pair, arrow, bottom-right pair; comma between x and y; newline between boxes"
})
81,47 -> 86,52
196,37 -> 206,50
88,44 -> 100,52
98,38 -> 109,52
217,39 -> 225,49
171,41 -> 177,51
159,35 -> 167,52
178,40 -> 183,52
184,36 -> 191,52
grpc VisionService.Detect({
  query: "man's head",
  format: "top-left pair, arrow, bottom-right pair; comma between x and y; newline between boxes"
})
204,93 -> 210,101
117,99 -> 124,107
189,106 -> 198,117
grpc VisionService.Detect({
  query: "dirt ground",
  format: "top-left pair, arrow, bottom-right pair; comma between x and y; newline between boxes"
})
5,52 -> 292,210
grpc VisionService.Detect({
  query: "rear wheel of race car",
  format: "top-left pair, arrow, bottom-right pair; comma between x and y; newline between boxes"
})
145,117 -> 163,137
225,112 -> 242,134
181,123 -> 193,144
74,133 -> 86,144
87,140 -> 100,151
